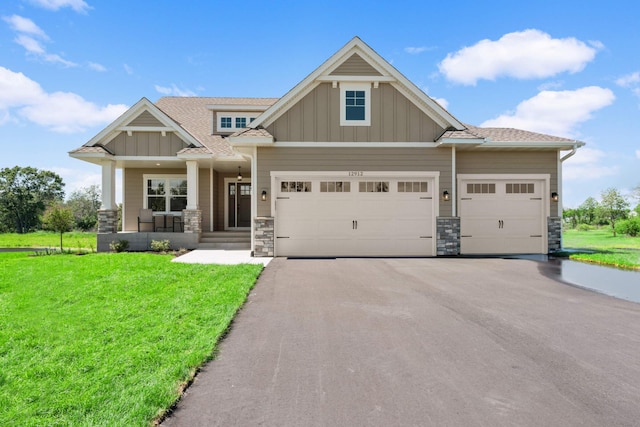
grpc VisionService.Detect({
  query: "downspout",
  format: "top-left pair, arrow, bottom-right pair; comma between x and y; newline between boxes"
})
557,143 -> 579,248
451,146 -> 456,217
251,146 -> 257,256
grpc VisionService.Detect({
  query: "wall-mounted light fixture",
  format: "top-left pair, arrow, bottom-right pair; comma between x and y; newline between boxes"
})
261,190 -> 267,201
551,192 -> 559,202
237,166 -> 243,181
443,190 -> 450,201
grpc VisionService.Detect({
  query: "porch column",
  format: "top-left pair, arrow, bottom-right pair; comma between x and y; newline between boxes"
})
186,160 -> 198,210
97,159 -> 118,235
101,159 -> 116,210
183,160 -> 201,234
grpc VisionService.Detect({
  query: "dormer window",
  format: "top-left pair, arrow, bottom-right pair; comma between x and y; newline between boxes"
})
216,112 -> 260,133
340,82 -> 371,126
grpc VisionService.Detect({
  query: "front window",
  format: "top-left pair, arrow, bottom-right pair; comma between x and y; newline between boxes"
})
145,176 -> 187,213
340,82 -> 371,126
235,117 -> 247,128
220,117 -> 232,128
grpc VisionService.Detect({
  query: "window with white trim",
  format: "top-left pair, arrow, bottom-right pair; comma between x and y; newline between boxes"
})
144,175 -> 187,213
216,112 -> 260,132
340,82 -> 371,126
220,117 -> 232,128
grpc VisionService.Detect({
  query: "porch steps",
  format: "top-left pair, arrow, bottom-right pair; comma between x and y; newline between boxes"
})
198,231 -> 250,249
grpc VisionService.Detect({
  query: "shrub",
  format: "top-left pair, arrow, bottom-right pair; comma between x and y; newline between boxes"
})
614,217 -> 640,237
576,223 -> 594,232
150,239 -> 171,253
109,239 -> 129,253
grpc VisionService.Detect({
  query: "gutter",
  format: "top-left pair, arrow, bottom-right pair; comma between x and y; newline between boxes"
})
560,143 -> 579,162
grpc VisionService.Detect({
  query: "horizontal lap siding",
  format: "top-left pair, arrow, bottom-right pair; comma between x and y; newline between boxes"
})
257,147 -> 452,217
127,111 -> 164,127
456,151 -> 559,216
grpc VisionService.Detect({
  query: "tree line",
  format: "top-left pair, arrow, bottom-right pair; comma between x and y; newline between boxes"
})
563,187 -> 640,237
0,166 -> 101,235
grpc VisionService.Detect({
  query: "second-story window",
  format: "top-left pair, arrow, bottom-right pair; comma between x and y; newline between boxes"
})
220,117 -> 232,128
235,117 -> 247,128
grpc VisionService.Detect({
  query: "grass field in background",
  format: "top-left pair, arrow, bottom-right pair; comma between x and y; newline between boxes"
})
0,252 -> 263,426
562,228 -> 640,270
0,231 -> 96,250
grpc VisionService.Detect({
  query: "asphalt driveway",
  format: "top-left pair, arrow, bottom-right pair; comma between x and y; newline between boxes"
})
162,258 -> 640,426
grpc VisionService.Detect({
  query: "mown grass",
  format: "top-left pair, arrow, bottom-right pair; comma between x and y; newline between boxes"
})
563,228 -> 640,270
0,231 -> 96,250
0,252 -> 263,426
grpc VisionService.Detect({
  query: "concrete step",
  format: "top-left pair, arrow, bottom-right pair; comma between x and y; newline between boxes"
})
198,242 -> 251,250
198,231 -> 250,249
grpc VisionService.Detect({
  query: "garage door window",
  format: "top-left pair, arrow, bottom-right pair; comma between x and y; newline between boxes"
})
467,183 -> 496,194
281,181 -> 312,192
320,181 -> 351,192
398,181 -> 428,192
506,183 -> 535,194
359,181 -> 389,193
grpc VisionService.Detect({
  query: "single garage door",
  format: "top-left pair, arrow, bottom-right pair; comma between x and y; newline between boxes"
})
458,175 -> 548,254
273,173 -> 437,257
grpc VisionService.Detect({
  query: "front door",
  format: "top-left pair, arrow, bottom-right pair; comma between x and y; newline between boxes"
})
227,182 -> 251,229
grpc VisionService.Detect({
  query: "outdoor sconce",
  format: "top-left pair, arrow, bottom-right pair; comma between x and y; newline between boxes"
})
551,192 -> 559,202
237,166 -> 243,181
442,190 -> 450,201
261,190 -> 267,201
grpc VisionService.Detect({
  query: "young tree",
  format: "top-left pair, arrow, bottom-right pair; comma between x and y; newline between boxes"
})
598,188 -> 630,236
578,197 -> 599,225
42,204 -> 75,251
67,185 -> 101,230
0,166 -> 65,233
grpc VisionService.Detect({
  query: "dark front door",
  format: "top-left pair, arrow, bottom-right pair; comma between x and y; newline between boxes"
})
228,182 -> 251,228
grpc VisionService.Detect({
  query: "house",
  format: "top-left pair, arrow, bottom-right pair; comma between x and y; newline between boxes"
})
70,37 -> 583,256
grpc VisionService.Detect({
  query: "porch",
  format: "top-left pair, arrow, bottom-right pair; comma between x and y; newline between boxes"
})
97,230 -> 250,252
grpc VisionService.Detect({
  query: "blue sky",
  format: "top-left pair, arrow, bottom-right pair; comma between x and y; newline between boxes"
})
1,0 -> 639,208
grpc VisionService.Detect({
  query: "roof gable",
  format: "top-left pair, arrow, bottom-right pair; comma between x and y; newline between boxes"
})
83,97 -> 202,149
249,36 -> 464,132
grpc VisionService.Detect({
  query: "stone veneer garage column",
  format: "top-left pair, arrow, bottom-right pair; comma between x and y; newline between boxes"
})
254,217 -> 274,257
436,217 -> 460,256
548,216 -> 562,252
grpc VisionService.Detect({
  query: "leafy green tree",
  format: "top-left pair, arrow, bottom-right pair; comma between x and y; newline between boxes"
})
578,197 -> 599,225
598,188 -> 629,236
563,208 -> 579,228
67,185 -> 101,230
0,166 -> 65,233
42,204 -> 75,251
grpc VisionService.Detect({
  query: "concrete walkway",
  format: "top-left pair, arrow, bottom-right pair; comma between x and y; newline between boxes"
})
172,249 -> 272,266
162,257 -> 640,427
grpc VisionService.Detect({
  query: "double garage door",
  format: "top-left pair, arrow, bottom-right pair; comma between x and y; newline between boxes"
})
458,175 -> 548,254
273,172 -> 438,257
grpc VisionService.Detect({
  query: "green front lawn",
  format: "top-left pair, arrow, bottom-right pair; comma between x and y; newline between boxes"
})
0,252 -> 263,426
0,231 -> 96,250
563,228 -> 640,270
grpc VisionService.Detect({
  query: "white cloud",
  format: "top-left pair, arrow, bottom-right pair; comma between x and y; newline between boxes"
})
636,150 -> 640,160
0,66 -> 128,133
6,15 -> 77,67
28,0 -> 90,13
439,29 -> 601,85
433,97 -> 449,109
123,64 -> 134,75
615,72 -> 640,87
404,46 -> 430,55
88,62 -> 107,72
563,147 -> 619,180
481,86 -> 615,137
155,84 -> 197,97
2,15 -> 48,39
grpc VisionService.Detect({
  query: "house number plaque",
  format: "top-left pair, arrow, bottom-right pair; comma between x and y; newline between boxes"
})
348,171 -> 364,177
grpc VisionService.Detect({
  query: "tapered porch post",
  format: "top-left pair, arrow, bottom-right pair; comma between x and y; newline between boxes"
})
183,160 -> 201,234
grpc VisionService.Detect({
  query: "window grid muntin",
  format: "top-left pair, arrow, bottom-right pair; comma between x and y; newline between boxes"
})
220,117 -> 232,128
467,183 -> 496,194
146,177 -> 187,213
506,183 -> 535,194
398,181 -> 428,193
235,117 -> 247,128
345,90 -> 366,121
359,181 -> 389,193
320,181 -> 351,193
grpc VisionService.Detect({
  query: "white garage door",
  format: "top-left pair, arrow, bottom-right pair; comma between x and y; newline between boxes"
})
459,175 -> 548,254
273,173 -> 437,257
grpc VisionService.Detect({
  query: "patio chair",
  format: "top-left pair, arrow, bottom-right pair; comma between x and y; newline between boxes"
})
137,208 -> 155,232
172,213 -> 184,232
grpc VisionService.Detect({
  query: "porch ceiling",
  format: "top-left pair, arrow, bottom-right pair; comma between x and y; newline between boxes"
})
113,156 -> 250,172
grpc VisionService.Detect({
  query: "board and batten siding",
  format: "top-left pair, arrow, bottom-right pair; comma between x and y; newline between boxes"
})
456,151 -> 560,216
105,132 -> 188,157
266,83 -> 444,143
256,147 -> 452,217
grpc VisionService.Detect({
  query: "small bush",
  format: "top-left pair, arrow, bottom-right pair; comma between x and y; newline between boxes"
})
150,239 -> 171,253
576,223 -> 595,232
109,239 -> 129,253
615,217 -> 640,237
